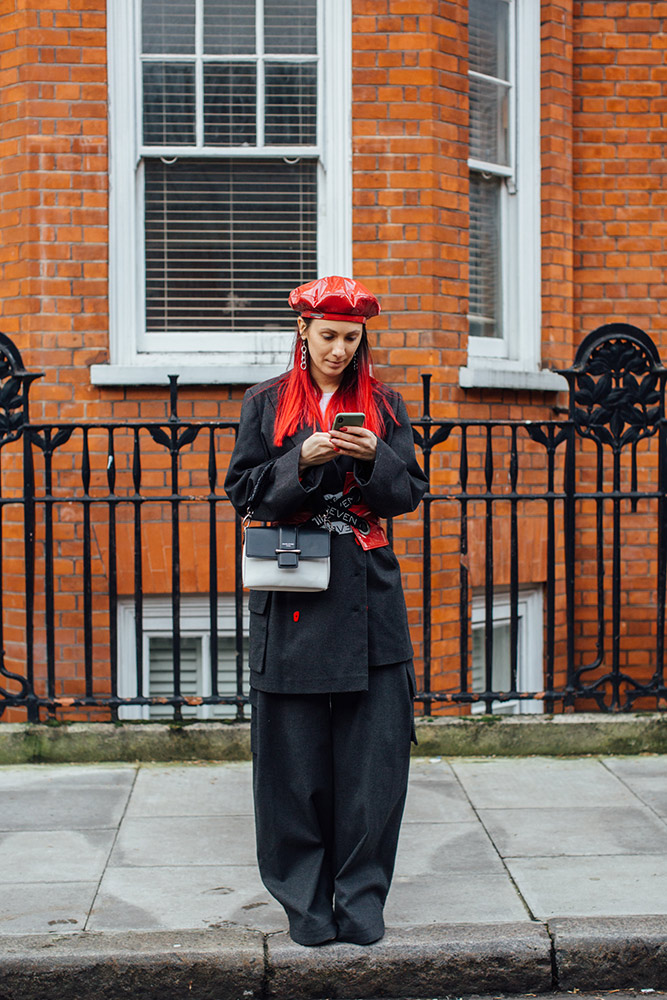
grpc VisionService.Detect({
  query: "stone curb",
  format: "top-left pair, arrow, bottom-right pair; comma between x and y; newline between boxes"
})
550,915 -> 667,990
266,922 -> 552,998
1,712 -> 666,764
1,918 -> 665,1000
0,929 -> 265,1000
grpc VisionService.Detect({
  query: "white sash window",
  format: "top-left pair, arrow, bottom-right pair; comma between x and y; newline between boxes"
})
117,595 -> 249,720
471,588 -> 543,715
97,0 -> 351,385
461,0 -> 562,391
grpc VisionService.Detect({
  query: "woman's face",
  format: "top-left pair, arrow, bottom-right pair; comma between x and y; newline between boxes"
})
299,318 -> 363,389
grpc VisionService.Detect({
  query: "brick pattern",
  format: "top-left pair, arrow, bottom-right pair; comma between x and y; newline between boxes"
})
573,1 -> 667,335
570,1 -> 667,709
352,0 -> 469,407
2,0 -> 665,720
541,0 -> 575,372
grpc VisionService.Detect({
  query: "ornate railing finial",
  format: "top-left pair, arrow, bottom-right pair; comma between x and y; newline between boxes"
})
557,323 -> 667,450
0,331 -> 43,445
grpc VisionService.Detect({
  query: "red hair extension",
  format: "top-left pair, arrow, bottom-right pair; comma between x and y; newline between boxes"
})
273,332 -> 398,447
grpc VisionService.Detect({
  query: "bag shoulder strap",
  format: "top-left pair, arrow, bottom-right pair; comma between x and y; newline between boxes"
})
245,462 -> 274,519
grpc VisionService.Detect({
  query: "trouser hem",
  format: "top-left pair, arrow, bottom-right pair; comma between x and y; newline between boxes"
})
288,923 -> 337,947
335,924 -> 385,946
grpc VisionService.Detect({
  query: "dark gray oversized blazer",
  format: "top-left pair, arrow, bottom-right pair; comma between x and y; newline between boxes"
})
224,377 -> 428,695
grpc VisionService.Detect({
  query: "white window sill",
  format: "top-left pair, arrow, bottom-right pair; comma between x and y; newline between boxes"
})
90,363 -> 286,386
459,365 -> 568,392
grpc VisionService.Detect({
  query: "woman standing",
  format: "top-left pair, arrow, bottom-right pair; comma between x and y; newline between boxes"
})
224,276 -> 427,947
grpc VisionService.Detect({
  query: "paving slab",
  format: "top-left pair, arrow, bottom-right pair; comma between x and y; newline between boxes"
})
605,756 -> 667,817
403,758 -> 478,823
451,756 -> 640,809
0,765 -> 135,831
265,922 -> 552,998
394,819 -> 505,874
549,915 -> 667,990
124,762 -> 253,818
1,755 -> 666,997
88,864 -> 285,933
0,883 -> 98,935
0,929 -> 265,1000
506,855 -> 667,919
385,872 -> 529,924
0,829 -> 115,884
479,805 -> 667,857
0,764 -> 136,789
108,815 -> 257,868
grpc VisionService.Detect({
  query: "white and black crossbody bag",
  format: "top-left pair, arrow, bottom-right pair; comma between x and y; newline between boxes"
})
241,465 -> 331,592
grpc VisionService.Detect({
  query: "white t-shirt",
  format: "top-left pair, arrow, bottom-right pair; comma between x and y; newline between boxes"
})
319,392 -> 333,419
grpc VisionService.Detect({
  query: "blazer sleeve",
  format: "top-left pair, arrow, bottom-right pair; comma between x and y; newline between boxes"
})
224,388 -> 325,521
353,391 -> 428,518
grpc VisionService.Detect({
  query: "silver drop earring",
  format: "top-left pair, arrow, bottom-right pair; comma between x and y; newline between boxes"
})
300,339 -> 308,370
353,352 -> 358,372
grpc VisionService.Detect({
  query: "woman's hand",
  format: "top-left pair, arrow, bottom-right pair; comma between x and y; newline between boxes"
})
299,431 -> 338,472
328,425 -> 378,463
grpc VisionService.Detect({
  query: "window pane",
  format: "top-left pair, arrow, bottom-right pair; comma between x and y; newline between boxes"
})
469,75 -> 510,166
265,64 -> 317,145
143,62 -> 196,145
204,0 -> 255,56
144,158 -> 318,333
472,621 -> 513,694
264,0 -> 317,54
469,172 -> 502,339
204,64 -> 256,145
212,636 -> 249,720
149,635 -> 200,719
469,0 -> 509,80
142,0 -> 195,54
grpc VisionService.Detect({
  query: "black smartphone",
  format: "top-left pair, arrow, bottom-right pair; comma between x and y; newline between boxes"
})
332,412 -> 366,431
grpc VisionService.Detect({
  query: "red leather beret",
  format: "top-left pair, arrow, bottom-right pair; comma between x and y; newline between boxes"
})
288,275 -> 381,323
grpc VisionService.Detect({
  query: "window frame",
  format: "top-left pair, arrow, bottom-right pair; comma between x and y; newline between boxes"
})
470,587 -> 543,715
117,594 -> 249,720
97,0 -> 352,386
460,0 -> 557,391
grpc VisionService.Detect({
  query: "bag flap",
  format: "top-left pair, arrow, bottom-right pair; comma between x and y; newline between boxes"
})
297,527 -> 331,558
245,525 -> 330,559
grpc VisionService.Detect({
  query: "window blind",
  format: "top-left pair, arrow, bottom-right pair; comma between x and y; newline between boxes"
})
141,1 -> 319,150
148,634 -> 249,720
468,0 -> 510,340
204,0 -> 256,56
468,0 -> 510,166
202,64 -> 257,145
264,0 -> 317,54
142,0 -> 195,54
148,635 -> 200,719
468,172 -> 501,339
140,0 -> 320,339
144,158 -> 318,333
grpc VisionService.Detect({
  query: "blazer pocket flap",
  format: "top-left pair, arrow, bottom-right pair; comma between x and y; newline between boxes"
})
245,526 -> 330,560
248,589 -> 269,614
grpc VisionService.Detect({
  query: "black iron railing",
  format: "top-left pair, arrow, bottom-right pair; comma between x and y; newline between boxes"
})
1,323 -> 666,723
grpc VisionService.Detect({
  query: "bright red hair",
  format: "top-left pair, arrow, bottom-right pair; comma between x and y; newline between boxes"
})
272,326 -> 398,447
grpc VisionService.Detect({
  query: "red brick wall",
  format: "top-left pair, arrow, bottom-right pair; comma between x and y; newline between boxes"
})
573,0 -> 667,336
1,0 -> 665,720
0,1 -> 243,719
570,0 -> 667,707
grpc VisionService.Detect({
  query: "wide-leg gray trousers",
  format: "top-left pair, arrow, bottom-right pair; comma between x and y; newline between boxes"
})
250,662 -> 414,946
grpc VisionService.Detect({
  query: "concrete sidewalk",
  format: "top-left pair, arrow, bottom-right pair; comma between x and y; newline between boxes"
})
1,755 -> 667,999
